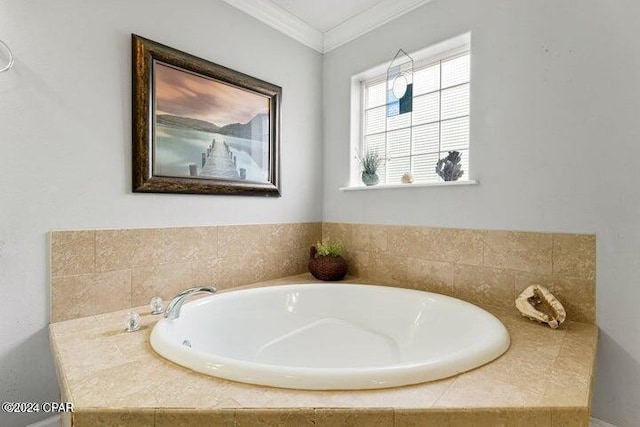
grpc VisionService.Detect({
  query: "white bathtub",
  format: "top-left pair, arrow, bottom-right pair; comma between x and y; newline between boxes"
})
150,283 -> 510,390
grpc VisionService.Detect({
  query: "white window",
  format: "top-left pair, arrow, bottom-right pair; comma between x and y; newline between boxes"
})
352,34 -> 471,186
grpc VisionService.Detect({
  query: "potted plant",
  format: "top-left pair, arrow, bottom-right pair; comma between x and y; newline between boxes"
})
308,239 -> 348,281
357,149 -> 383,186
435,150 -> 464,181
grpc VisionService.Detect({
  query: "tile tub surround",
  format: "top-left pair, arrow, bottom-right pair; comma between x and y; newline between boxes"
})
323,223 -> 596,324
50,275 -> 597,427
50,223 -> 322,322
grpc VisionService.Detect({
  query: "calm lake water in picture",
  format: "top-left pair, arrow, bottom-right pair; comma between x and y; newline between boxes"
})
155,125 -> 268,182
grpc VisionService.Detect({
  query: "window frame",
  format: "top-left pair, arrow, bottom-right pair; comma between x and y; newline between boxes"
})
349,33 -> 472,188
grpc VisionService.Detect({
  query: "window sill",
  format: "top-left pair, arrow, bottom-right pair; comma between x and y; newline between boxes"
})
339,180 -> 478,191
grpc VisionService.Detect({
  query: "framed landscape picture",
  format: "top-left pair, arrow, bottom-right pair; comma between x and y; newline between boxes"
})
132,34 -> 281,196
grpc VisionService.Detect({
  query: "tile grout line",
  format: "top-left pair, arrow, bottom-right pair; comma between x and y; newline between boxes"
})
430,376 -> 460,408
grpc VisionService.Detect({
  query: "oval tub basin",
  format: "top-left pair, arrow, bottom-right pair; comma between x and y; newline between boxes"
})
150,283 -> 510,390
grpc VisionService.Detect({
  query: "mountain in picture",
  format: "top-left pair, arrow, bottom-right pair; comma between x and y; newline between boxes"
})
157,113 -> 267,141
156,115 -> 221,133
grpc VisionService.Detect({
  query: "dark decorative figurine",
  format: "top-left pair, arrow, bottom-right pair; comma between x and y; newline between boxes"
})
436,151 -> 464,181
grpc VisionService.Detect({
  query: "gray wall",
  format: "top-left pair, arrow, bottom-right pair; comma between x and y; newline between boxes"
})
2,0 -> 638,426
322,1 -> 639,426
0,1 -> 322,426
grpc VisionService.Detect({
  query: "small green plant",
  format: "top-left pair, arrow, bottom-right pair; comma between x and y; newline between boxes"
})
314,239 -> 344,258
356,149 -> 383,175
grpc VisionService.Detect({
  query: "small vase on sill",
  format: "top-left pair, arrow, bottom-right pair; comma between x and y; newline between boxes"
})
356,149 -> 384,186
361,172 -> 379,186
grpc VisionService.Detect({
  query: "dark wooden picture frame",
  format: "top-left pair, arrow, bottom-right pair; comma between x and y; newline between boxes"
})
132,34 -> 281,196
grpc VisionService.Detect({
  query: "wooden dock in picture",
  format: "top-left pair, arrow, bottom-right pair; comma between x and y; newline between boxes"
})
191,139 -> 241,180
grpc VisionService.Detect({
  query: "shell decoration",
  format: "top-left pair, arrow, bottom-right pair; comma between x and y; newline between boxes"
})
401,172 -> 414,184
515,285 -> 566,329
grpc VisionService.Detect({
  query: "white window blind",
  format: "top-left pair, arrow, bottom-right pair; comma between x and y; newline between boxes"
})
362,51 -> 471,184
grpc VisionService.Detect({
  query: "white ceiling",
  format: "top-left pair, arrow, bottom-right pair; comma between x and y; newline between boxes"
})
269,0 -> 386,33
223,0 -> 434,53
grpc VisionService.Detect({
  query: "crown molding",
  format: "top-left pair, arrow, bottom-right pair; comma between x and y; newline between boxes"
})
224,0 -> 434,54
222,0 -> 324,53
323,0 -> 435,52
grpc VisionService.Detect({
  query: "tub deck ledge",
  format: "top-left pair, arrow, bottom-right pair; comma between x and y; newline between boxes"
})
50,274 -> 597,427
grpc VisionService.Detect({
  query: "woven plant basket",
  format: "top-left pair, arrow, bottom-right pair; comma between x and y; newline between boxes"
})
308,246 -> 348,281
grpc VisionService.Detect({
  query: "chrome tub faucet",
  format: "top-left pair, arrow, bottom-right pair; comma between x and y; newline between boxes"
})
165,286 -> 217,320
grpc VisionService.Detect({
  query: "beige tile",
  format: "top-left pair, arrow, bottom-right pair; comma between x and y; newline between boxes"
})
406,257 -> 454,295
514,272 -> 595,324
469,409 -> 511,427
52,270 -> 131,322
386,225 -> 424,258
296,248 -> 313,275
350,224 -> 388,253
550,408 -> 589,427
448,409 -> 517,427
322,223 -> 353,249
292,248 -> 312,275
423,227 -> 484,265
475,343 -> 551,387
499,312 -> 566,360
93,307 -> 158,329
163,226 -> 218,263
293,222 -> 322,251
96,228 -> 164,271
218,251 -> 288,288
191,257 -> 218,286
93,270 -> 132,314
385,226 -> 482,265
484,230 -> 553,274
72,409 -> 154,427
539,367 -> 590,407
71,358 -> 179,408
263,223 -> 299,252
247,377 -> 453,410
57,338 -> 129,381
540,327 -> 596,406
562,322 -> 598,353
275,249 -> 308,278
237,253 -> 268,286
552,234 -> 595,280
342,379 -> 454,409
216,256 -> 241,290
447,409 -> 475,427
51,275 -> 94,322
444,338 -> 552,406
454,264 -> 516,309
554,337 -> 596,378
131,262 -> 193,306
506,408 -> 552,427
51,230 -> 96,277
155,409 -> 235,427
435,367 -> 544,408
314,408 -> 394,427
153,366 -> 234,409
218,224 -> 266,258
108,318 -> 159,362
50,315 -> 102,338
235,409 -> 316,427
257,252 -> 284,282
395,409 -> 450,427
344,250 -> 370,279
263,222 -> 321,253
369,252 -> 407,286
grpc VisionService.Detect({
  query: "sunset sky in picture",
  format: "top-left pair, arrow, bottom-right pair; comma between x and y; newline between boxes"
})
154,62 -> 269,127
